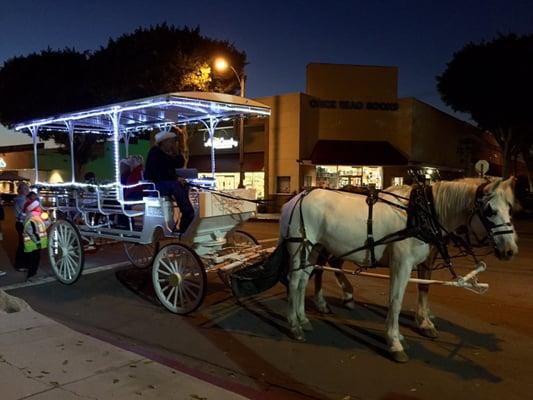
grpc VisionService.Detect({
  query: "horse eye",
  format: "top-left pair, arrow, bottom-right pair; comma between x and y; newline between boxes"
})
484,205 -> 497,218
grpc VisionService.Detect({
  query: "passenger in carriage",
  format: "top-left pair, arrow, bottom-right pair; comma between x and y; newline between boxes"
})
144,130 -> 195,233
119,159 -> 130,185
124,155 -> 144,200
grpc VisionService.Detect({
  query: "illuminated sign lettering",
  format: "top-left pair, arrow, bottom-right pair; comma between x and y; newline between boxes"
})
309,99 -> 399,111
204,137 -> 238,149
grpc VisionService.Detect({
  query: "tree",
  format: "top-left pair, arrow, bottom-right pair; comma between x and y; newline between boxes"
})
0,24 -> 247,175
88,24 -> 246,104
437,33 -> 533,178
0,48 -> 103,177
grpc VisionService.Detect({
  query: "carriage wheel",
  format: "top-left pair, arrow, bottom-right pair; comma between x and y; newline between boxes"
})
224,230 -> 259,248
48,220 -> 85,285
124,242 -> 159,268
152,243 -> 207,314
123,228 -> 163,268
218,230 -> 259,287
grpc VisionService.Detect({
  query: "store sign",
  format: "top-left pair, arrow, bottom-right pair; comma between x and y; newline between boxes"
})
0,158 -> 6,168
309,99 -> 399,111
204,137 -> 238,149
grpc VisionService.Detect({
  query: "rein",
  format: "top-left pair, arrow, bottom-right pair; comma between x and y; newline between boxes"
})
284,180 -> 515,272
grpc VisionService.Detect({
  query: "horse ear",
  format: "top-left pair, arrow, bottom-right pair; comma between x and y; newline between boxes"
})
503,176 -> 517,190
484,178 -> 502,193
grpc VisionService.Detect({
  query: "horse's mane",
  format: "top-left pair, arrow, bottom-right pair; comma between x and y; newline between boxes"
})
385,177 -> 510,223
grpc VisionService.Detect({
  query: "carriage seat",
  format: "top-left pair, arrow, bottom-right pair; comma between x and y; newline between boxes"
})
77,187 -> 145,217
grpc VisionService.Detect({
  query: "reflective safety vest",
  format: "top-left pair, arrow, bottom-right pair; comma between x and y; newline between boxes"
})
23,216 -> 48,253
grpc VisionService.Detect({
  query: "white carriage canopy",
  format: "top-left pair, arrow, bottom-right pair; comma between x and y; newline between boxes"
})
12,92 -> 271,184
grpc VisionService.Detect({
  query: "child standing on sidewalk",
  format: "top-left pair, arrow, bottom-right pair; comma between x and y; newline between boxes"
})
23,192 -> 48,282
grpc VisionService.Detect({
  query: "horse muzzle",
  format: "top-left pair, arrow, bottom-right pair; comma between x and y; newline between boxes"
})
494,243 -> 518,261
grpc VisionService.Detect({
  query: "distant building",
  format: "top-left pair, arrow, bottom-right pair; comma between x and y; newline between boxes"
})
187,63 -> 486,208
1,63 -> 509,208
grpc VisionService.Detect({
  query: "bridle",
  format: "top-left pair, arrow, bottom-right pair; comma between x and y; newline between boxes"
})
468,182 -> 515,246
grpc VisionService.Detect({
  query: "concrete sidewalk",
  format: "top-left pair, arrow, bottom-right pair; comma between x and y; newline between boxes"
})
0,291 -> 249,400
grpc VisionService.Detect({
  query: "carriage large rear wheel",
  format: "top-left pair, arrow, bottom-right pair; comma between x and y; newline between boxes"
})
152,243 -> 207,314
48,220 -> 84,285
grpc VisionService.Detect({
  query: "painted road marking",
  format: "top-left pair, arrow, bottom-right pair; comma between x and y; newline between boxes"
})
0,261 -> 131,291
2,239 -> 279,291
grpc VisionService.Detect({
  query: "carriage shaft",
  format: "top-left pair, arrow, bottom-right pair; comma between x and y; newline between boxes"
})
317,265 -> 489,289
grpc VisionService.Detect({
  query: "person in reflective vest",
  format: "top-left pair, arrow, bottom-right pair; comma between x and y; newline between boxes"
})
23,193 -> 48,281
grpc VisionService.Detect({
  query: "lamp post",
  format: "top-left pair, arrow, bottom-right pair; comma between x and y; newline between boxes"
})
214,58 -> 246,188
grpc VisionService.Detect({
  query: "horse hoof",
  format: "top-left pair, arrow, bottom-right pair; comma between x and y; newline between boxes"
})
317,304 -> 333,314
290,328 -> 306,342
391,350 -> 409,363
419,327 -> 439,339
301,321 -> 313,332
343,299 -> 356,310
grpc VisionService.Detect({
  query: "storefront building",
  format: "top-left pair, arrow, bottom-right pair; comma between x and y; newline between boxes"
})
1,63 -> 493,207
255,63 -> 483,206
0,143 -> 71,194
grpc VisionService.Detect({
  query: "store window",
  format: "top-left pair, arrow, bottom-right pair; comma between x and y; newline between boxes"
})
277,176 -> 291,194
201,172 -> 265,199
392,177 -> 403,186
316,165 -> 383,189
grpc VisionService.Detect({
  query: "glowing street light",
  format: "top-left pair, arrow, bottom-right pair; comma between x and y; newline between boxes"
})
213,57 -> 246,188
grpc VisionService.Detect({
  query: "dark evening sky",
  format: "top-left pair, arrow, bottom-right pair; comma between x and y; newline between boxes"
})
0,0 -> 532,144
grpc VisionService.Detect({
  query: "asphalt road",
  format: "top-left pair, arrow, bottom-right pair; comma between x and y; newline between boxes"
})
3,213 -> 533,400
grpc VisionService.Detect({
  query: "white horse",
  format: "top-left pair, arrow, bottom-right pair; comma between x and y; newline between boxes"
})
280,177 -> 517,362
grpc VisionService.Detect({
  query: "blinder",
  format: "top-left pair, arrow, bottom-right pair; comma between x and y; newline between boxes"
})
473,182 -> 514,242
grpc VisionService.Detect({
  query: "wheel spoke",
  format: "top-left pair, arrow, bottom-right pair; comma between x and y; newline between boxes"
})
170,259 -> 179,272
183,280 -> 201,290
173,286 -> 178,308
182,282 -> 197,300
177,284 -> 185,307
157,269 -> 171,276
159,259 -> 173,273
165,287 -> 176,303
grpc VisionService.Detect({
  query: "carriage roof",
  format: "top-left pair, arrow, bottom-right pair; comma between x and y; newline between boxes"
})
12,92 -> 270,134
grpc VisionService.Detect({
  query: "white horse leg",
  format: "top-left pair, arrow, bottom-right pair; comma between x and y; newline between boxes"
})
298,267 -> 314,331
287,242 -> 307,341
415,248 -> 438,338
288,272 -> 305,340
386,259 -> 413,363
334,269 -> 356,310
313,269 -> 333,314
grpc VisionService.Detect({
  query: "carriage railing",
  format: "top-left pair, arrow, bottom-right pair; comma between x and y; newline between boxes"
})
36,181 -> 159,227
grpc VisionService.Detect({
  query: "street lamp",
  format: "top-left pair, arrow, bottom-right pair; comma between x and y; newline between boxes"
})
214,57 -> 246,188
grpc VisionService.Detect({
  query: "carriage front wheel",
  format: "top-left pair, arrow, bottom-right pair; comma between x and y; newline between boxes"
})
48,220 -> 85,284
152,243 -> 207,314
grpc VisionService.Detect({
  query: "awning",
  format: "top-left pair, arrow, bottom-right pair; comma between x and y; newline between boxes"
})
189,152 -> 264,173
309,140 -> 408,166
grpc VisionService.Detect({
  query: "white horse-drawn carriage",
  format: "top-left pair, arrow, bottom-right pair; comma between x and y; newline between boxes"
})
14,92 -> 520,363
13,92 -> 272,314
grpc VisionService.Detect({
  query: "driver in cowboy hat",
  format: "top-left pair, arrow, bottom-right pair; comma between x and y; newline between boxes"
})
22,192 -> 48,281
144,129 -> 195,233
